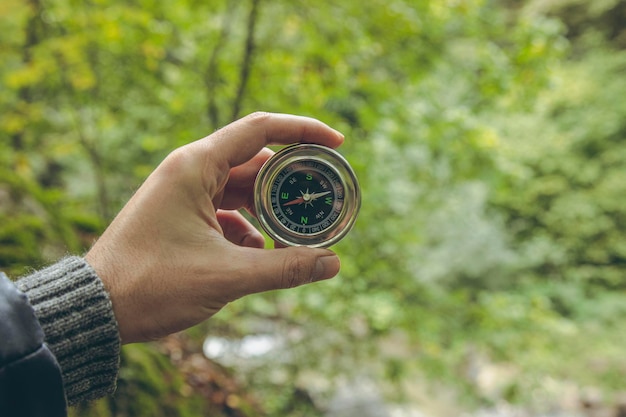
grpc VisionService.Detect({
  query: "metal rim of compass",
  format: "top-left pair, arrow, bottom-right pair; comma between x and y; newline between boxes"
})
253,144 -> 361,248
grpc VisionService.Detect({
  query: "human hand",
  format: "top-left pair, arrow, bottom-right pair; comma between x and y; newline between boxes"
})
85,112 -> 344,344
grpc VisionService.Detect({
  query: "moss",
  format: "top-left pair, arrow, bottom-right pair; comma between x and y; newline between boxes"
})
69,338 -> 263,417
112,344 -> 204,417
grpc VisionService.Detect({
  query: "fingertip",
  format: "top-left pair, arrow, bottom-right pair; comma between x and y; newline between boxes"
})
312,252 -> 340,282
242,231 -> 266,248
331,128 -> 345,145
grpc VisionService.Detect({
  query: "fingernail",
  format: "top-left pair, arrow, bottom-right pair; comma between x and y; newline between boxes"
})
333,128 -> 345,141
312,254 -> 340,282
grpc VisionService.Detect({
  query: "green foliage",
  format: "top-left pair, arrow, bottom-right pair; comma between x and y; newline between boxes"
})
2,0 -> 626,415
494,43 -> 626,293
69,344 -> 205,417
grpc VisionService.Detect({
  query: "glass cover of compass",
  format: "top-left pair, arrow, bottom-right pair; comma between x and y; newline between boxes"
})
253,144 -> 361,248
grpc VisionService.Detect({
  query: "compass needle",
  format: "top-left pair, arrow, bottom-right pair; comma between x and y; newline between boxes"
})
283,196 -> 305,206
310,191 -> 332,200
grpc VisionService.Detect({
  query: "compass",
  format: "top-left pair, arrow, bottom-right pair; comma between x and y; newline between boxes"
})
253,144 -> 361,248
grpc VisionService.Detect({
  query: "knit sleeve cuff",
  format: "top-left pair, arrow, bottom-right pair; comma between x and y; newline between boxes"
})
16,256 -> 121,405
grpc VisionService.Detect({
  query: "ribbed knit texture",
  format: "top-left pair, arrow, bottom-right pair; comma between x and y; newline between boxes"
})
16,257 -> 120,405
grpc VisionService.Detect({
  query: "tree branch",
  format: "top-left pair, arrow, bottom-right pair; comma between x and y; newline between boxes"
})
231,0 -> 261,122
204,2 -> 238,130
12,0 -> 44,151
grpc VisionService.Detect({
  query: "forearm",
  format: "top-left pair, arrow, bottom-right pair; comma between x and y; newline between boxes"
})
16,257 -> 121,405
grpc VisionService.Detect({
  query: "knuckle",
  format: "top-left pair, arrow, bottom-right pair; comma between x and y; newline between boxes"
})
243,111 -> 273,125
163,147 -> 195,174
281,253 -> 313,289
163,144 -> 224,193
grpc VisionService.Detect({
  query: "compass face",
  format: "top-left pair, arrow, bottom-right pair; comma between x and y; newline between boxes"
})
272,161 -> 344,235
254,144 -> 360,247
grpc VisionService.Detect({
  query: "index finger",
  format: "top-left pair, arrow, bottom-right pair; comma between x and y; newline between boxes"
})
207,112 -> 345,169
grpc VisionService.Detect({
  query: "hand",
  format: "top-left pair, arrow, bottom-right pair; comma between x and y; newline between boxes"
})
85,112 -> 344,344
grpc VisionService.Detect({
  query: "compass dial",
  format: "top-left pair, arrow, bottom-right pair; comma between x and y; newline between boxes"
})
254,144 -> 360,247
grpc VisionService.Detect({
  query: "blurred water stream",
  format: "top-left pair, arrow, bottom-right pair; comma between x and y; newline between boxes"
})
203,333 -> 621,417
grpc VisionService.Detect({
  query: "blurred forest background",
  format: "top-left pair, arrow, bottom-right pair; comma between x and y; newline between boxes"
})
2,0 -> 626,416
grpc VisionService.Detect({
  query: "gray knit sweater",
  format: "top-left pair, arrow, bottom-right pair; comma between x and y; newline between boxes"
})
16,256 -> 120,405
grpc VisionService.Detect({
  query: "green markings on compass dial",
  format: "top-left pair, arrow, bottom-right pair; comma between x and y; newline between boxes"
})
269,160 -> 345,235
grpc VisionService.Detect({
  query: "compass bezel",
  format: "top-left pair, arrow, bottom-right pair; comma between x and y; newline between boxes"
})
254,144 -> 360,248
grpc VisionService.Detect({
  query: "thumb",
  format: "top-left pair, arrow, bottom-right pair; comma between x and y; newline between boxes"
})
238,247 -> 340,294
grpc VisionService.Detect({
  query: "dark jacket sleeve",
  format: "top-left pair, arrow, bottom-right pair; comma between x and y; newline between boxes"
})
0,271 -> 67,417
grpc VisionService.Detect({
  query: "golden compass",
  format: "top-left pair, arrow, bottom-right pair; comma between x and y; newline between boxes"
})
253,144 -> 361,248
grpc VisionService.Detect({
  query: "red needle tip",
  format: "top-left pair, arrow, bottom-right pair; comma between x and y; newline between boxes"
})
283,197 -> 305,206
